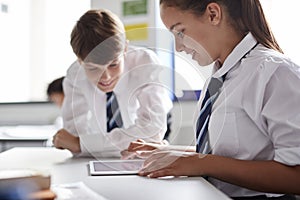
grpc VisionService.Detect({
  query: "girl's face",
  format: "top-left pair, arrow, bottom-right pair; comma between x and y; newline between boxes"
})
80,56 -> 124,93
160,5 -> 216,66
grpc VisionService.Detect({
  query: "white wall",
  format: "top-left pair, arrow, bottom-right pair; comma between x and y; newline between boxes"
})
261,0 -> 300,65
0,0 -> 31,102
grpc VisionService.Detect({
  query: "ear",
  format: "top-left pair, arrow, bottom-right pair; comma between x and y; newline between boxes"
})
77,59 -> 83,65
206,3 -> 222,25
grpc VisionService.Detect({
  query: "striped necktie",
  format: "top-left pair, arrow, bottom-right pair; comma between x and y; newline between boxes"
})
196,42 -> 258,153
195,76 -> 225,153
106,92 -> 123,132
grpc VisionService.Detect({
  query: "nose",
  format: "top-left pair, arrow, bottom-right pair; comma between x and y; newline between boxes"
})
175,38 -> 184,52
100,69 -> 111,80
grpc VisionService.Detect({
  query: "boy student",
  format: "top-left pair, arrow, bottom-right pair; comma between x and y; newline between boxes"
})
52,9 -> 172,157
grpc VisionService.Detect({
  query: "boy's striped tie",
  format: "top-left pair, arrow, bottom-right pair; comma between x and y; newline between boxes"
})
106,92 -> 123,132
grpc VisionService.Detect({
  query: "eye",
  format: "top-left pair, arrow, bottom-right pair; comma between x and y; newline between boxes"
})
109,64 -> 117,67
108,62 -> 119,68
175,30 -> 185,39
84,64 -> 98,71
87,67 -> 98,71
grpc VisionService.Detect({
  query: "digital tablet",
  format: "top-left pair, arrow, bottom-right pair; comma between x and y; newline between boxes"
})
89,160 -> 144,175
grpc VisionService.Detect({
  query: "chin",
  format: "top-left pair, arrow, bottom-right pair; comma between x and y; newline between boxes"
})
194,55 -> 213,67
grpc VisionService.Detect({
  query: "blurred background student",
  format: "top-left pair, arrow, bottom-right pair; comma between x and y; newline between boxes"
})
46,76 -> 65,108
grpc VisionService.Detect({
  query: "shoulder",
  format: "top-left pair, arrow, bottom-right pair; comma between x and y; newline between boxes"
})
246,45 -> 299,82
124,46 -> 160,69
66,60 -> 80,72
65,60 -> 86,81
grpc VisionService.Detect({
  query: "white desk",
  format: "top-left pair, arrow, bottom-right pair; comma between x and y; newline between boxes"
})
0,147 -> 231,200
0,125 -> 57,152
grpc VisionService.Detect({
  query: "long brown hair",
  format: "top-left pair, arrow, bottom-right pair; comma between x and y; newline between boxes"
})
160,0 -> 283,53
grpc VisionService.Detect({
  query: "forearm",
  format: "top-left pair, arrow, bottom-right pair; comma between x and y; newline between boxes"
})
162,145 -> 195,152
203,154 -> 300,194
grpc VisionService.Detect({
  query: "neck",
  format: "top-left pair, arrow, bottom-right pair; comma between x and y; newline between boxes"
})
217,28 -> 244,65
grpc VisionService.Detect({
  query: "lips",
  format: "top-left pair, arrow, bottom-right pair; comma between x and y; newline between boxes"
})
185,49 -> 196,57
186,50 -> 196,60
98,80 -> 113,87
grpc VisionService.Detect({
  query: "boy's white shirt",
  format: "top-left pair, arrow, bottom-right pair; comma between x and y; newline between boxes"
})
62,46 -> 173,158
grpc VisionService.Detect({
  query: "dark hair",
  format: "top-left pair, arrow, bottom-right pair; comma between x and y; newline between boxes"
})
47,76 -> 64,97
160,0 -> 283,53
70,9 -> 126,65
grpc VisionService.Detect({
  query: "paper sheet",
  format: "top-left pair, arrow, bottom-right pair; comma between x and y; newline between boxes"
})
51,182 -> 108,200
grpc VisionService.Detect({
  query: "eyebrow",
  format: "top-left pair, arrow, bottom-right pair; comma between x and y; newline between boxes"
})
169,22 -> 181,31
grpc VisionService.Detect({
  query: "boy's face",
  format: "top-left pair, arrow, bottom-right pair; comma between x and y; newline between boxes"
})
80,56 -> 124,93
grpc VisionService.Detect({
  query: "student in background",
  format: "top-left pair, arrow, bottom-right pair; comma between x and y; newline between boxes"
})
52,9 -> 172,157
46,76 -> 65,130
125,0 -> 300,199
47,76 -> 65,108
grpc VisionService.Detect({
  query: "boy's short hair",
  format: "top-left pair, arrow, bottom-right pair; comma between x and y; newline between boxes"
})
71,9 -> 126,65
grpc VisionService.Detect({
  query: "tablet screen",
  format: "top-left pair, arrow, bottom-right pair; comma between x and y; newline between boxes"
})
89,160 -> 144,175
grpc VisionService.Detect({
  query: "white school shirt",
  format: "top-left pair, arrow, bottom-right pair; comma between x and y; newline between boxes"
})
193,33 -> 300,197
62,46 -> 173,158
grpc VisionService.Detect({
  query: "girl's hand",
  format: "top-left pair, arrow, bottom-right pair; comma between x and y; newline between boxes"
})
121,139 -> 168,159
139,150 -> 207,178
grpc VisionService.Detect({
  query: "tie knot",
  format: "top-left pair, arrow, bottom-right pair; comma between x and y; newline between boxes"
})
106,92 -> 113,99
207,77 -> 224,97
106,92 -> 115,104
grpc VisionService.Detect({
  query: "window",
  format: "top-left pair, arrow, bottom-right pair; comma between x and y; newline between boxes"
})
0,0 -> 90,102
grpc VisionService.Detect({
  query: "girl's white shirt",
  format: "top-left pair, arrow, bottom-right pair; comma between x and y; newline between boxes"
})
194,33 -> 300,197
62,46 -> 173,158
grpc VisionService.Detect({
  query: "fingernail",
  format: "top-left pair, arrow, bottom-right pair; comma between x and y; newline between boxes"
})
139,170 -> 145,175
136,151 -> 143,154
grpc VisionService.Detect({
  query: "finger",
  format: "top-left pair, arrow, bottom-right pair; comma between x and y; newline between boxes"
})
139,165 -> 173,177
136,139 -> 146,143
127,141 -> 144,151
52,136 -> 58,147
140,157 -> 171,174
135,150 -> 155,159
147,168 -> 174,178
142,150 -> 170,165
120,150 -> 137,160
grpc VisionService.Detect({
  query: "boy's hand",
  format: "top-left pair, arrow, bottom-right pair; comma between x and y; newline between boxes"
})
52,129 -> 81,153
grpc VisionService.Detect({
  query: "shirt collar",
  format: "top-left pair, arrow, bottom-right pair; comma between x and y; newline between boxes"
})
212,32 -> 258,79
